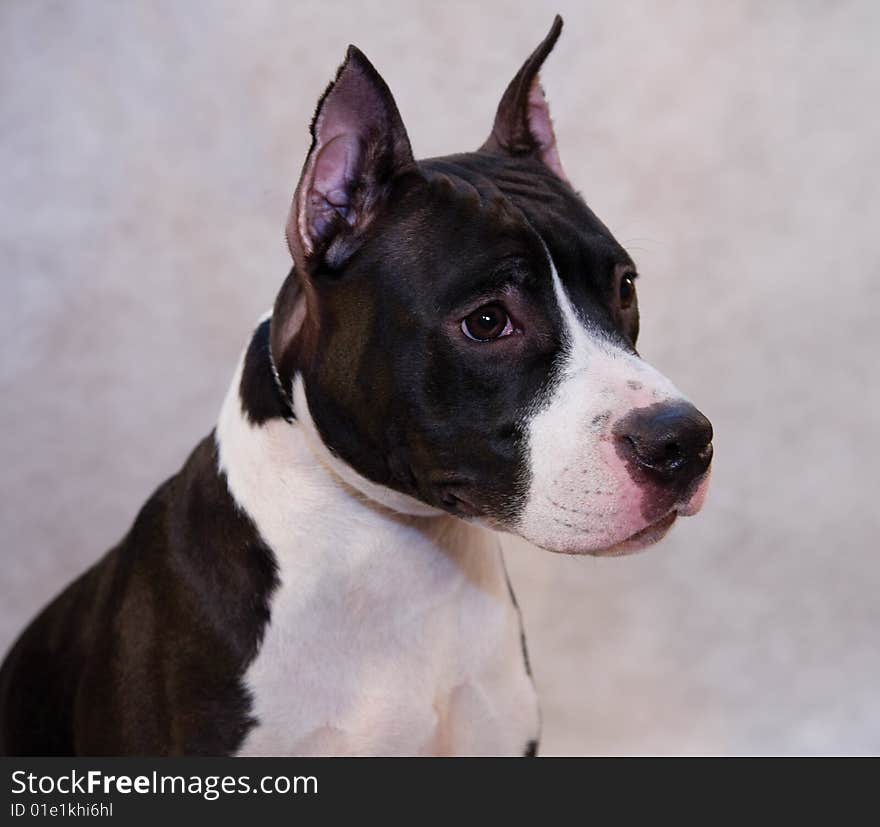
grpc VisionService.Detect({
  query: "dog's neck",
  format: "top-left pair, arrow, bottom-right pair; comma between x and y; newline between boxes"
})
288,373 -> 444,519
214,326 -> 494,586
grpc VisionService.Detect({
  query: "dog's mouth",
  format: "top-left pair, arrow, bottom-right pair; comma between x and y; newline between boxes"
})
434,466 -> 711,557
435,481 -> 483,519
591,468 -> 712,557
592,510 -> 679,557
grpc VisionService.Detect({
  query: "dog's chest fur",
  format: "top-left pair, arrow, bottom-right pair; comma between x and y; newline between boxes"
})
217,351 -> 539,756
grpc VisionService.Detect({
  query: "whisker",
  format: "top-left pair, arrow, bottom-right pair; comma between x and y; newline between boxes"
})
541,493 -> 620,522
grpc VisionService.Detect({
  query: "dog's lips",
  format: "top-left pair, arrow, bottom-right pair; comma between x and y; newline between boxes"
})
677,467 -> 712,517
447,495 -> 482,519
592,510 -> 679,557
435,483 -> 485,519
592,468 -> 712,557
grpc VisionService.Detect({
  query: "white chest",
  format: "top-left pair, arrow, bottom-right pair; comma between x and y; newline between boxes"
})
236,521 -> 538,757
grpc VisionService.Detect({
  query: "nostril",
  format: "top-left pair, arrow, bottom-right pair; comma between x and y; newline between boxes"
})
637,438 -> 685,476
659,440 -> 684,472
623,435 -> 684,476
661,440 -> 682,462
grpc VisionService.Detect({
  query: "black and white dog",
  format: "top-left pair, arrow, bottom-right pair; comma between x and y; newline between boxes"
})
0,17 -> 712,756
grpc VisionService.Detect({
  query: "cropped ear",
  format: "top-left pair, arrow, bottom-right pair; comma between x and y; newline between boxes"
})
481,15 -> 567,183
286,45 -> 415,271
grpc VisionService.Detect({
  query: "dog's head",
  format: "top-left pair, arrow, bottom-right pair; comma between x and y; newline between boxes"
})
268,16 -> 712,555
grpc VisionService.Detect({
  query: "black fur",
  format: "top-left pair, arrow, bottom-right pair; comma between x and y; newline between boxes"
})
0,436 -> 278,755
240,317 -> 295,424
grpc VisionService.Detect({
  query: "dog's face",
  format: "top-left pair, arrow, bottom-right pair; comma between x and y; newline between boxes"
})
270,16 -> 712,555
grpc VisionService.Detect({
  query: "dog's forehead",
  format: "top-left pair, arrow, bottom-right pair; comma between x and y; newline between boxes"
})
416,153 -> 633,275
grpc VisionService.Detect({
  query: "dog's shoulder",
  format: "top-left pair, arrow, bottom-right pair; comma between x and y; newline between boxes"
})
92,434 -> 280,754
0,433 -> 280,756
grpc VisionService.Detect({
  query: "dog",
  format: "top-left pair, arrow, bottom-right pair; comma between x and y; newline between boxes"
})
0,16 -> 712,756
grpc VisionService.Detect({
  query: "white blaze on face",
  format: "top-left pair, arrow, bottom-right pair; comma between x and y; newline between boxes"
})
515,252 -> 692,555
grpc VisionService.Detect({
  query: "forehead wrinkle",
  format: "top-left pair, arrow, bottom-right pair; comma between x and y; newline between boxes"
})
420,173 -> 532,243
419,158 -> 502,202
418,156 -> 609,266
418,153 -> 620,252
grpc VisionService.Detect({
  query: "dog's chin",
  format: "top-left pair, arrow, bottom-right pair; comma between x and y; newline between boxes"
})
517,510 -> 678,557
589,510 -> 679,557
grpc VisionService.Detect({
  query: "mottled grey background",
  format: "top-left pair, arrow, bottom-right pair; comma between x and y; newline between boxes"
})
1,1 -> 878,755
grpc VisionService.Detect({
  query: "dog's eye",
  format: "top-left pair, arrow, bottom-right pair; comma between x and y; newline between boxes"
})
461,304 -> 513,341
619,274 -> 636,309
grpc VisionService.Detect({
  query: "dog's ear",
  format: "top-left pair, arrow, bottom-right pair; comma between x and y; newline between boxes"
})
481,15 -> 567,182
273,48 -> 412,391
286,45 -> 415,272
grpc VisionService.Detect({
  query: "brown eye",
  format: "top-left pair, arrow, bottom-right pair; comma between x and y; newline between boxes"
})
619,274 -> 636,309
461,304 -> 512,341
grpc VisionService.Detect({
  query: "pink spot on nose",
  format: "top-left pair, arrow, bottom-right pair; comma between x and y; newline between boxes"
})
677,467 -> 712,516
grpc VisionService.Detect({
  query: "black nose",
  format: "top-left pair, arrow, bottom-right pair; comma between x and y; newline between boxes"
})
617,402 -> 713,491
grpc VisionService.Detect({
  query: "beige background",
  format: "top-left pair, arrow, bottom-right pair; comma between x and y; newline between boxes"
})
2,1 -> 878,755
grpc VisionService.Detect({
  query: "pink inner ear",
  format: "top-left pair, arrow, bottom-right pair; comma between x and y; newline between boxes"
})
527,80 -> 567,182
291,130 -> 361,258
313,133 -> 358,208
307,133 -> 360,240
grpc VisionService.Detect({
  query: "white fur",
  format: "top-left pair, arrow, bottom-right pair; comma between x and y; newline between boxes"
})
215,340 -> 538,756
516,250 -> 689,554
